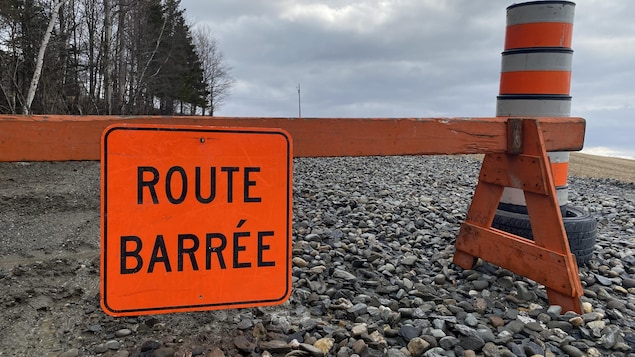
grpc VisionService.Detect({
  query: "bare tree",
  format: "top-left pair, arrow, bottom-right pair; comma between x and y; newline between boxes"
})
0,7 -> 21,113
192,24 -> 234,116
23,0 -> 68,114
103,0 -> 113,114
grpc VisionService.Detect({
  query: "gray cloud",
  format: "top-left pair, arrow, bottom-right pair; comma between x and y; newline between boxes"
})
183,0 -> 635,157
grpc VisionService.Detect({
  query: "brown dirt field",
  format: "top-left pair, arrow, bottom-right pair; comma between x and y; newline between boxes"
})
569,152 -> 635,183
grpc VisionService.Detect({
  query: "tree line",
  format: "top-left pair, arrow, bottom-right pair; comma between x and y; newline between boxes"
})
0,0 -> 234,115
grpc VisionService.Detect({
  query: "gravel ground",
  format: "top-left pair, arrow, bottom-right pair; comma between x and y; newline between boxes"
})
0,155 -> 634,357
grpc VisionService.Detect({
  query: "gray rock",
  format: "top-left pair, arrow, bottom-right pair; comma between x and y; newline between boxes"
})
420,335 -> 437,349
464,313 -> 479,327
522,341 -> 544,356
454,324 -> 476,336
94,344 -> 109,354
596,287 -> 613,300
105,340 -> 120,350
151,348 -> 175,357
423,347 -> 447,357
524,321 -> 543,332
429,329 -> 446,339
546,305 -> 562,316
400,325 -> 423,341
476,328 -> 496,343
613,342 -> 632,352
606,299 -> 626,310
236,319 -> 253,330
561,344 -> 584,357
260,340 -> 291,354
58,348 -> 79,357
482,342 -> 500,357
536,312 -> 551,324
233,335 -> 256,353
333,268 -> 357,281
582,312 -> 603,322
347,303 -> 368,318
600,325 -> 621,348
300,343 -> 325,357
594,273 -> 614,286
140,340 -> 160,352
504,320 -> 525,334
439,336 -> 460,350
515,282 -> 536,301
472,280 -> 489,291
386,348 -> 407,357
622,277 -> 635,289
504,309 -> 518,320
413,307 -> 431,319
114,328 -> 132,337
547,320 -> 573,332
506,342 -> 525,357
305,233 -> 320,241
191,346 -> 206,356
351,339 -> 368,355
495,330 -> 513,344
433,274 -> 446,285
496,276 -> 514,289
401,255 -> 417,266
337,347 -> 351,357
459,335 -> 485,351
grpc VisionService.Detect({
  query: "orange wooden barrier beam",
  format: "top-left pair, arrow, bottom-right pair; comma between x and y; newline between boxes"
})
0,115 -> 585,161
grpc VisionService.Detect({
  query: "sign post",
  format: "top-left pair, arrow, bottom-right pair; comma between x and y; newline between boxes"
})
101,124 -> 292,316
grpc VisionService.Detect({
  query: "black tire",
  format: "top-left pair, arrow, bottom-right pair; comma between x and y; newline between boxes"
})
492,205 -> 597,265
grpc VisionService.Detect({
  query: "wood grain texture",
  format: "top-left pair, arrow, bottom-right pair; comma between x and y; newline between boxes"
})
0,115 -> 585,161
456,223 -> 577,296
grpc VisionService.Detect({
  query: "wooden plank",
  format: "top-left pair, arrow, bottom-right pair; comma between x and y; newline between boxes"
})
463,178 -> 503,228
478,153 -> 549,195
455,222 -> 578,296
0,115 -> 586,161
507,118 -> 523,154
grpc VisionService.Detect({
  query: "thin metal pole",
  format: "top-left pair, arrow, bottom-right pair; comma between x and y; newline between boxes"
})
297,83 -> 301,119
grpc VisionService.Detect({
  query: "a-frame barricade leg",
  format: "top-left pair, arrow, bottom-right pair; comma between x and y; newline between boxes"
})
453,118 -> 583,314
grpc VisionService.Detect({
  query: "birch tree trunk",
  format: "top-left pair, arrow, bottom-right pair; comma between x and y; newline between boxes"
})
23,0 -> 67,115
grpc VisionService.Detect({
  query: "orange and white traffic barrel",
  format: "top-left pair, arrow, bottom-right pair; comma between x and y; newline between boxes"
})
493,1 -> 597,266
497,0 -> 575,214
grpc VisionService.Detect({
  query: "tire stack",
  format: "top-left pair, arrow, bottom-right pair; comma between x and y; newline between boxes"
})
493,0 -> 596,265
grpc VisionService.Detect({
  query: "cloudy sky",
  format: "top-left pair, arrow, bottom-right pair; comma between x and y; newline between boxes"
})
182,0 -> 635,159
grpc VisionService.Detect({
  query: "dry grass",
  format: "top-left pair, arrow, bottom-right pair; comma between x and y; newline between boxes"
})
569,153 -> 635,183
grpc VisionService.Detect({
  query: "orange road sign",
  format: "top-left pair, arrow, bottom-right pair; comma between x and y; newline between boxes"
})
100,124 -> 292,316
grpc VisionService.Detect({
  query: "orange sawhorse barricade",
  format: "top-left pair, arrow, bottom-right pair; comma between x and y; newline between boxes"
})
452,119 -> 583,313
0,115 -> 585,313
